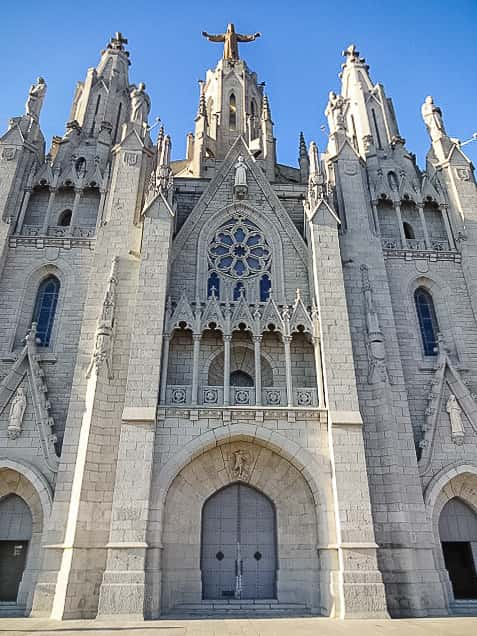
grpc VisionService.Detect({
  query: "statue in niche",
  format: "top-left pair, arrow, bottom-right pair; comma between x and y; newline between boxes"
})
25,77 -> 47,120
202,24 -> 261,61
130,82 -> 151,125
446,394 -> 464,443
8,387 -> 27,440
234,155 -> 248,199
361,265 -> 388,384
421,96 -> 446,142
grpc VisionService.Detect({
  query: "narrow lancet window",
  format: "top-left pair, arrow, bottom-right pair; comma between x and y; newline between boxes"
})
229,93 -> 237,130
32,275 -> 60,346
260,274 -> 271,302
207,272 -> 220,299
414,287 -> 439,356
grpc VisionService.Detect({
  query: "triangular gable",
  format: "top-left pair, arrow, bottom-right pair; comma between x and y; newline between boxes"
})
201,294 -> 225,332
306,198 -> 341,226
419,335 -> 477,473
260,296 -> 285,334
420,173 -> 441,204
167,293 -> 196,332
0,123 -> 26,146
231,293 -> 255,333
0,324 -> 58,473
171,135 -> 307,266
290,290 -> 313,335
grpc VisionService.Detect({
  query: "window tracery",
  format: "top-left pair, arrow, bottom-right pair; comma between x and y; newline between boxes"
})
207,216 -> 272,302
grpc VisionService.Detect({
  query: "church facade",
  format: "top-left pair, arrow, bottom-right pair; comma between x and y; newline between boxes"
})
1,27 -> 477,620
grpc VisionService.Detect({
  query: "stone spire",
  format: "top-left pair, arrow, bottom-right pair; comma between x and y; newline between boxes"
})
299,131 -> 309,184
262,94 -> 272,122
307,141 -> 325,205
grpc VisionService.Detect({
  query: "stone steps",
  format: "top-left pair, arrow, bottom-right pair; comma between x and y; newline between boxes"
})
450,600 -> 477,616
0,604 -> 26,617
165,599 -> 312,618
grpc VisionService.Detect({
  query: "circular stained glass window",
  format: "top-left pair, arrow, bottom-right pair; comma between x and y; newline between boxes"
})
208,217 -> 271,279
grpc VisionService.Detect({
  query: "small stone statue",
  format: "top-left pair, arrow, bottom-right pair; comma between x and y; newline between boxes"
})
130,82 -> 151,125
234,156 -> 247,187
231,448 -> 250,479
326,91 -> 346,131
446,394 -> 464,443
421,96 -> 446,142
202,24 -> 261,61
8,387 -> 27,440
25,77 -> 47,120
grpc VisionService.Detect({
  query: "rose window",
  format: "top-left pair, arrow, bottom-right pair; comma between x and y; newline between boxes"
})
208,218 -> 271,279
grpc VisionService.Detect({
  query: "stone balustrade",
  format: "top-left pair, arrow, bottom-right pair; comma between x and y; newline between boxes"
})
165,384 -> 318,407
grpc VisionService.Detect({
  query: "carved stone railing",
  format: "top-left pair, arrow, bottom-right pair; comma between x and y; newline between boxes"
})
381,237 -> 399,250
406,238 -> 425,250
165,384 -> 318,407
430,237 -> 449,251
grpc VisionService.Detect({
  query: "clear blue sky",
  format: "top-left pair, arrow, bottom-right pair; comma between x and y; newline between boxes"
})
1,0 -> 476,169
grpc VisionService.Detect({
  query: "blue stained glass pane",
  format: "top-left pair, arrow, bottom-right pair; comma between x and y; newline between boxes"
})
260,275 -> 271,302
250,247 -> 265,257
211,245 -> 228,256
32,276 -> 60,346
247,257 -> 260,270
415,288 -> 439,356
234,260 -> 245,276
207,273 -> 220,299
218,256 -> 233,269
218,233 -> 233,245
233,282 -> 245,301
246,234 -> 260,246
234,228 -> 246,242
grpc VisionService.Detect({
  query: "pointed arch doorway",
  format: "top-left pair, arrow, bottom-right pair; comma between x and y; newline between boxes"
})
201,483 -> 277,600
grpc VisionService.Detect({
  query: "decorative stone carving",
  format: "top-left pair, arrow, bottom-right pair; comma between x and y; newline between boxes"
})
8,387 -> 27,440
234,388 -> 251,405
446,394 -> 465,444
123,152 -> 138,167
296,389 -> 312,407
361,265 -> 388,384
171,388 -> 187,404
456,167 -> 471,181
25,77 -> 47,120
234,156 -> 248,199
2,147 -> 16,161
265,389 -> 281,406
86,257 -> 118,380
421,96 -> 446,142
203,388 -> 219,404
129,82 -> 150,125
230,448 -> 252,479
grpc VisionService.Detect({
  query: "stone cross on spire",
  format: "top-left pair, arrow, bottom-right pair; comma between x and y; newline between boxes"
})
108,32 -> 128,51
202,23 -> 261,61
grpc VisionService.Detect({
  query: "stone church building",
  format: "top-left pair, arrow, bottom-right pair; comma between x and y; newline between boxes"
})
0,25 -> 477,620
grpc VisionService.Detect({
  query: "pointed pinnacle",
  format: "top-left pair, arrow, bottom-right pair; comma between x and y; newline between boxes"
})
262,94 -> 271,121
299,131 -> 307,158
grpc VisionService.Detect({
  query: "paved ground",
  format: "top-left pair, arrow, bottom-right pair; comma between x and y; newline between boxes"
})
1,617 -> 477,636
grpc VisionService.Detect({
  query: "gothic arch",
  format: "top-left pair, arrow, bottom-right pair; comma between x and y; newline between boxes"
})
403,274 -> 459,361
202,342 -> 275,387
9,260 -> 73,352
424,463 -> 477,605
0,458 -> 52,612
147,427 -> 332,616
195,202 -> 286,303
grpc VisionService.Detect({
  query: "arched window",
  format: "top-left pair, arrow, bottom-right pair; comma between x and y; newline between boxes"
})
58,209 -> 72,227
207,272 -> 220,299
229,93 -> 237,130
387,171 -> 399,191
414,287 -> 439,356
32,275 -> 60,346
75,157 -> 86,177
233,281 -> 245,301
260,274 -> 271,302
403,222 -> 415,239
230,370 -> 254,387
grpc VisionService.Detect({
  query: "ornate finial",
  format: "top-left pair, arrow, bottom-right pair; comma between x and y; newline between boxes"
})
202,24 -> 261,61
262,94 -> 272,121
197,81 -> 207,119
109,32 -> 128,51
299,132 -> 307,158
295,288 -> 301,302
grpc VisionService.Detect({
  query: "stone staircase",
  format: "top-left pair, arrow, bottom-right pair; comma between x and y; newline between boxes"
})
165,599 -> 312,618
450,600 -> 477,616
0,603 -> 26,617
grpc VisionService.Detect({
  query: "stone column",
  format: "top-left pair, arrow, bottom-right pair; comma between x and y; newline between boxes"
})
442,204 -> 456,250
283,335 -> 293,407
393,201 -> 407,248
313,336 -> 325,408
41,187 -> 57,235
191,333 -> 201,406
417,203 -> 430,248
15,187 -> 32,234
68,188 -> 83,236
159,333 -> 170,404
254,335 -> 262,406
223,334 -> 231,406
